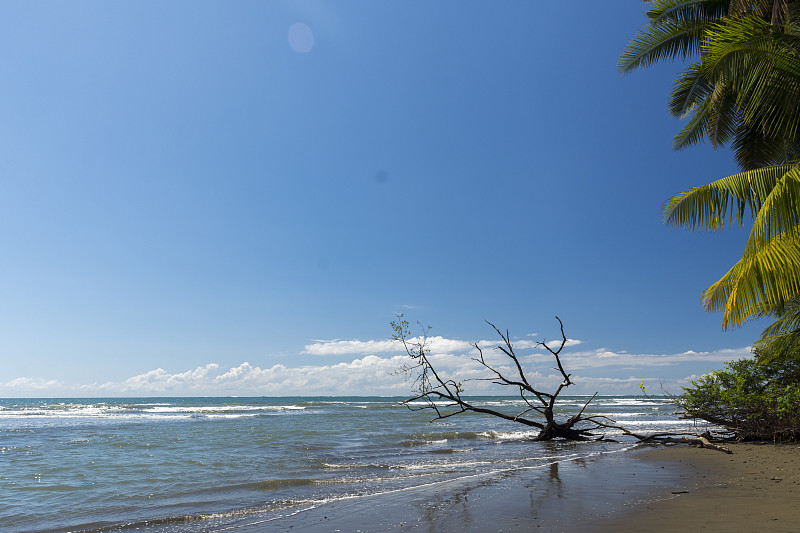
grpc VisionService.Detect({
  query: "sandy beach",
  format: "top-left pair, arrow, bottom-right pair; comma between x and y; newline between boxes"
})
584,442 -> 800,533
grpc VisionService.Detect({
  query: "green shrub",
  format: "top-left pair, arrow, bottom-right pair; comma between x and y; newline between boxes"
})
676,355 -> 800,441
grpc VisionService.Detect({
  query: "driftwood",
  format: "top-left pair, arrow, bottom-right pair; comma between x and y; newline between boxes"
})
392,315 -> 735,452
624,431 -> 733,454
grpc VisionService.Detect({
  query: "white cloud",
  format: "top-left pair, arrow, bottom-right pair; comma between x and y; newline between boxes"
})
555,346 -> 752,369
304,339 -> 401,355
303,335 -> 581,356
0,331 -> 753,398
48,356 -> 414,397
3,377 -> 64,390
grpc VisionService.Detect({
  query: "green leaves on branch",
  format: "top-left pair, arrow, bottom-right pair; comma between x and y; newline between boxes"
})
676,355 -> 800,440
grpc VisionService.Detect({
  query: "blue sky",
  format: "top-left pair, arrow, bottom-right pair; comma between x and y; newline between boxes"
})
1,1 -> 762,397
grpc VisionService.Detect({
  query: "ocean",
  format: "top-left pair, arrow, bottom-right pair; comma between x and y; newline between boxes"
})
0,396 -> 705,532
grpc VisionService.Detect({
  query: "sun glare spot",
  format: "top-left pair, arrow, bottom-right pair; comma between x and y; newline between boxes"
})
288,22 -> 314,53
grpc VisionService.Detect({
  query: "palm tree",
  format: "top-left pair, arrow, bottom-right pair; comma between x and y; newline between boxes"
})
620,0 -> 799,169
661,6 -> 800,331
625,1 -> 800,334
699,11 -> 800,165
624,6 -> 800,357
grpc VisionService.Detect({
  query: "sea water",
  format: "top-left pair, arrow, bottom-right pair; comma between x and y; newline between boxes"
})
0,396 -> 705,532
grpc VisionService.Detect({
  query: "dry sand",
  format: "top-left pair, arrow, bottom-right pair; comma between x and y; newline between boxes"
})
584,442 -> 800,533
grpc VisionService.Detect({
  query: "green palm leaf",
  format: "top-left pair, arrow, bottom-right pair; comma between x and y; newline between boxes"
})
627,2 -> 800,331
702,15 -> 800,139
668,62 -> 731,151
619,19 -> 712,72
624,2 -> 800,168
743,165 -> 800,255
663,164 -> 795,230
731,123 -> 800,169
702,226 -> 800,328
672,92 -> 716,148
670,62 -> 713,118
648,0 -> 730,23
753,295 -> 800,362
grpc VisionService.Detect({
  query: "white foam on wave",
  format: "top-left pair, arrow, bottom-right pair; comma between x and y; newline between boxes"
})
398,460 -> 495,470
470,400 -> 527,408
477,429 -> 540,441
404,400 -> 449,408
202,414 -> 262,419
0,403 -> 310,422
616,419 -> 702,428
143,405 -> 305,413
0,404 -> 126,418
595,399 -> 667,407
600,412 -> 645,418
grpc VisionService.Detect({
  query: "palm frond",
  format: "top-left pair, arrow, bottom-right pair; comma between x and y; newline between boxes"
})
702,16 -> 800,139
669,62 -> 714,117
663,164 -> 795,230
754,330 -> 800,361
702,227 -> 800,328
743,164 -> 800,255
619,18 -> 713,72
672,92 -> 715,148
647,0 -> 730,24
786,1 -> 800,34
731,123 -> 800,169
754,295 -> 800,362
728,0 -> 771,18
705,82 -> 744,147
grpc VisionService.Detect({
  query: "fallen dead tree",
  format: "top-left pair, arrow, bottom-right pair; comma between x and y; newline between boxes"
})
392,315 -> 732,452
632,432 -> 732,453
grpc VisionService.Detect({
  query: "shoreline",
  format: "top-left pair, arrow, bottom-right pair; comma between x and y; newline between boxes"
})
221,441 -> 800,532
583,442 -> 800,532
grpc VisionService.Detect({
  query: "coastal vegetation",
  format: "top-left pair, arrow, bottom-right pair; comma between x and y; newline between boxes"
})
623,0 -> 800,440
675,354 -> 800,440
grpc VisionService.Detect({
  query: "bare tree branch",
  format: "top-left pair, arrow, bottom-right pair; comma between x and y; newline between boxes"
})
392,315 -> 600,440
392,315 -> 736,451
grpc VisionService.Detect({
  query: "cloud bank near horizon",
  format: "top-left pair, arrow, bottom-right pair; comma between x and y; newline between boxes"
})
1,334 -> 753,397
302,336 -> 582,356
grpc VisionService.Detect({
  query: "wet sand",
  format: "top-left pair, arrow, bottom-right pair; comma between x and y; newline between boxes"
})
220,442 -> 800,532
220,445 -> 676,532
585,442 -> 800,533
